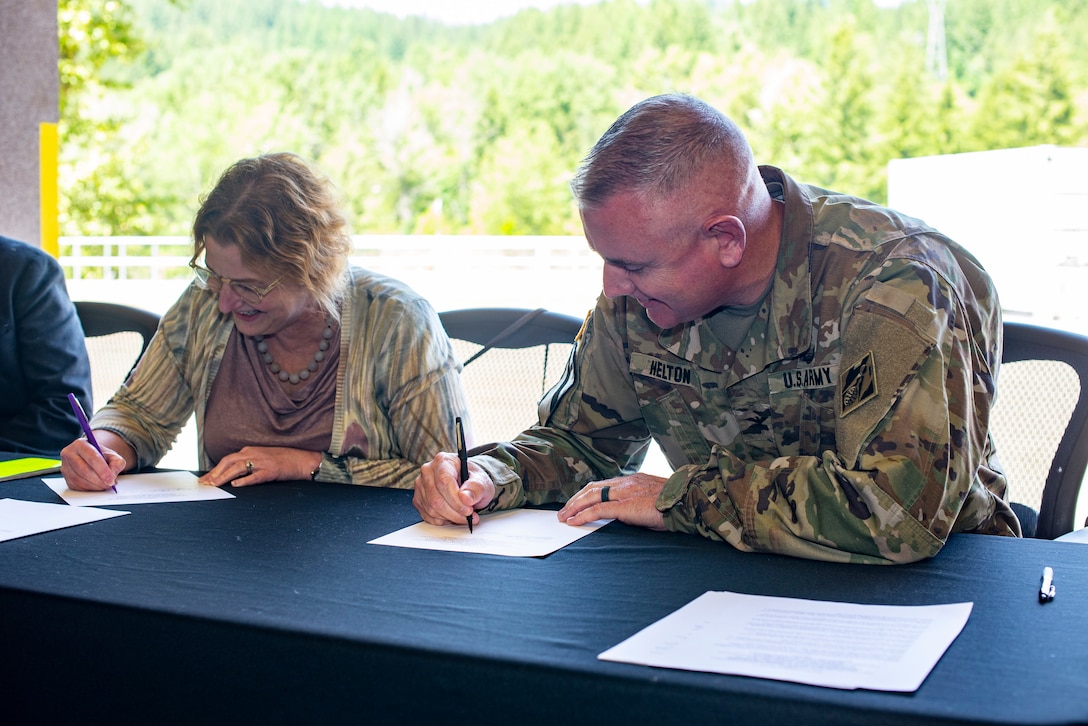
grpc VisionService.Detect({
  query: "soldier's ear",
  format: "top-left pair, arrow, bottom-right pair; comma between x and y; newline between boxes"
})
706,215 -> 745,268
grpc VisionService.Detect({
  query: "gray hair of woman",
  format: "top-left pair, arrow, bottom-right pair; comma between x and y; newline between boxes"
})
191,152 -> 352,322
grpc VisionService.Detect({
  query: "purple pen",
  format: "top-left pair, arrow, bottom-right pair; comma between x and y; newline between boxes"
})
67,393 -> 118,493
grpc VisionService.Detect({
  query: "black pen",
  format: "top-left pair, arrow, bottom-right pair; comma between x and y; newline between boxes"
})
67,393 -> 118,493
1040,566 -> 1055,603
455,416 -> 472,533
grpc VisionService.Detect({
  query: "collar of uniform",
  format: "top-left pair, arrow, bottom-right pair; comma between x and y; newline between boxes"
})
757,166 -> 815,362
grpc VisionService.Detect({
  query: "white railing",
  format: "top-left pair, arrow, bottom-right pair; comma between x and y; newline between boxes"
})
60,234 -> 606,318
62,236 -> 193,280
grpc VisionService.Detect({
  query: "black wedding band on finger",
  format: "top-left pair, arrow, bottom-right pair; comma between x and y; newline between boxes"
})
601,485 -> 610,503
245,460 -> 254,475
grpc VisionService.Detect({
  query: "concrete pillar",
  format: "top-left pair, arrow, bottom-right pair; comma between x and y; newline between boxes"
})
0,1 -> 59,250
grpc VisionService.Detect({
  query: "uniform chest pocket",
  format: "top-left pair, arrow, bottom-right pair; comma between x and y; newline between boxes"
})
628,352 -> 717,467
766,363 -> 839,457
636,386 -> 715,467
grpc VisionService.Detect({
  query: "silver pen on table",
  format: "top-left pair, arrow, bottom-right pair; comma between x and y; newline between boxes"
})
1039,566 -> 1055,603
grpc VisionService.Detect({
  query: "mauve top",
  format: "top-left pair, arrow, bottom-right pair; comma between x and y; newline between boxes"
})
203,326 -> 340,464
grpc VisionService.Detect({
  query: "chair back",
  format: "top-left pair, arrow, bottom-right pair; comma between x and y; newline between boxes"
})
994,322 -> 1088,538
74,301 -> 160,411
439,307 -> 583,444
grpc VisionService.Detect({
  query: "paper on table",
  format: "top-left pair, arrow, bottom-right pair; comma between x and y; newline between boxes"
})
42,470 -> 235,506
0,498 -> 129,542
0,457 -> 62,482
598,590 -> 972,692
369,508 -> 611,557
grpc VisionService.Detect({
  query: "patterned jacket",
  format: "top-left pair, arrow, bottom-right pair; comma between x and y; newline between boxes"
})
472,166 -> 1020,564
92,267 -> 468,488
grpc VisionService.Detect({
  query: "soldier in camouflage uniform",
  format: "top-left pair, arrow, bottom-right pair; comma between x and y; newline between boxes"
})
414,94 -> 1021,564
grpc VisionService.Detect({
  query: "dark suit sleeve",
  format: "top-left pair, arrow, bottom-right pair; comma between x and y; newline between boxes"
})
0,241 -> 93,455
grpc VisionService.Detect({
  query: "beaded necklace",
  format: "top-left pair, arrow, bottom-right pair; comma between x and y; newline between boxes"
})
252,317 -> 336,385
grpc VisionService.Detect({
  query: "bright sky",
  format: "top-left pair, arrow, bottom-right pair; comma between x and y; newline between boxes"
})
323,0 -> 606,25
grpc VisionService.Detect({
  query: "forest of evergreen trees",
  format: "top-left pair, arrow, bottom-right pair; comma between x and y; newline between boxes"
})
59,0 -> 1088,238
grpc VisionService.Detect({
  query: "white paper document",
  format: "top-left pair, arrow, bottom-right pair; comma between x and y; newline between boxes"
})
598,590 -> 972,692
0,498 -> 129,542
369,508 -> 610,557
42,470 -> 236,506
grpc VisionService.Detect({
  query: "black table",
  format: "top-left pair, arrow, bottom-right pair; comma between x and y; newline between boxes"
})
1,472 -> 1085,725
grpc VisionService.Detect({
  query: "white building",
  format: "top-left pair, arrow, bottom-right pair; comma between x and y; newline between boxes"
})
888,145 -> 1088,335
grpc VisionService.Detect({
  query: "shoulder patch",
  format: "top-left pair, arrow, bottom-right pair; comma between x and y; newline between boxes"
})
841,351 -> 878,416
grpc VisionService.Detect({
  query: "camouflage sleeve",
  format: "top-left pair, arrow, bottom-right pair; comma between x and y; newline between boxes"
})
657,263 -> 1014,564
470,304 -> 653,510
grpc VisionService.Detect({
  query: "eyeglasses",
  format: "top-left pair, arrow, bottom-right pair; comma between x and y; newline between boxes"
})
189,262 -> 283,304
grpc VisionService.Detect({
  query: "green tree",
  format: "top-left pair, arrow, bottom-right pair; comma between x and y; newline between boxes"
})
805,17 -> 882,201
468,120 -> 579,235
58,0 -> 147,236
59,0 -> 144,122
878,44 -> 944,162
966,11 -> 1083,151
58,0 -> 1088,239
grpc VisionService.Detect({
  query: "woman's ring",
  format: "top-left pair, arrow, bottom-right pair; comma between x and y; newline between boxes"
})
245,460 -> 254,475
601,485 -> 610,503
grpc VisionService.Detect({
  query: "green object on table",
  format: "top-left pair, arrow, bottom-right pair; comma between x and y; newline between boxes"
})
0,457 -> 62,482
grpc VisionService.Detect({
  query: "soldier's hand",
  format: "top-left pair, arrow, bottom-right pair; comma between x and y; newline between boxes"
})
413,451 -> 495,528
558,473 -> 667,530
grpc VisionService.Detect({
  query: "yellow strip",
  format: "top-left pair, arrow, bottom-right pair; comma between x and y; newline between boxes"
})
39,122 -> 59,257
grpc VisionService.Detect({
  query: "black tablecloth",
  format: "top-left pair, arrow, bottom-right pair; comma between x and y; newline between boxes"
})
1,472 -> 1085,725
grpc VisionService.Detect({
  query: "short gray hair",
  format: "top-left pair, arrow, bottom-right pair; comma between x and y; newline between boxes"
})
570,94 -> 753,210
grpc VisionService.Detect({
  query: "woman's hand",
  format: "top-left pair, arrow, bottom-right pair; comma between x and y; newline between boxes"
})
198,446 -> 322,487
60,432 -> 133,491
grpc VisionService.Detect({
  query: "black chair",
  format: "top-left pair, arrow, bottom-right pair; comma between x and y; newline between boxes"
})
73,301 -> 160,410
995,321 -> 1088,539
439,307 -> 583,444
